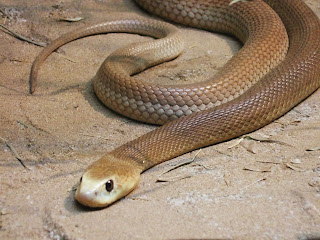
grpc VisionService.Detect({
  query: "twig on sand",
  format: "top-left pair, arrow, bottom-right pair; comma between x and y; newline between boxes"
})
156,149 -> 202,182
240,177 -> 267,192
306,147 -> 320,152
242,135 -> 292,147
0,24 -> 77,63
0,136 -> 28,168
0,23 -> 46,47
0,8 -> 10,18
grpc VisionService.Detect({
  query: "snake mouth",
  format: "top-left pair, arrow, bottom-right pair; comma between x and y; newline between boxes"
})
75,188 -> 109,208
75,176 -> 111,208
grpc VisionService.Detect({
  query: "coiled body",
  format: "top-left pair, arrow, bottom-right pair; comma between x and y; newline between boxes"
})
29,0 -> 320,208
94,0 -> 289,124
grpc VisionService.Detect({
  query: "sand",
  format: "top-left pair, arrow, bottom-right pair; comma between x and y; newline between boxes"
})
0,0 -> 320,239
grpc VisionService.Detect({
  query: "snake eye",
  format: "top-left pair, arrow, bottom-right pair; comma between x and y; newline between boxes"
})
80,177 -> 82,183
105,180 -> 114,192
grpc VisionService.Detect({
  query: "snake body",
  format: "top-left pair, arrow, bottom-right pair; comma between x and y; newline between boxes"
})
30,0 -> 320,208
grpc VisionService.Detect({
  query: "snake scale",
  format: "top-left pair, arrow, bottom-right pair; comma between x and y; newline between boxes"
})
30,0 -> 320,208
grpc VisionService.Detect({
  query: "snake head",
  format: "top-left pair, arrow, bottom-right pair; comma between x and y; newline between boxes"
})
75,155 -> 141,208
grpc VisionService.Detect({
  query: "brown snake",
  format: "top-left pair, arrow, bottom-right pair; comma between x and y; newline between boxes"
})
29,0 -> 320,208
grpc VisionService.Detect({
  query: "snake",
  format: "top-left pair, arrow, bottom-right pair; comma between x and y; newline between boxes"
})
29,0 -> 320,208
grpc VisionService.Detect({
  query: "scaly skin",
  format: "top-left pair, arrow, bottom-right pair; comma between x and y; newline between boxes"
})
29,0 -> 320,208
94,0 -> 288,124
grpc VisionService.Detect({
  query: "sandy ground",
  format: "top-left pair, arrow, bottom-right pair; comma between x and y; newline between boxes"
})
0,0 -> 320,239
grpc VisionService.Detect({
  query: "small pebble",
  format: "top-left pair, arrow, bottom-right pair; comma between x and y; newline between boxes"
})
1,209 -> 8,215
291,158 -> 302,164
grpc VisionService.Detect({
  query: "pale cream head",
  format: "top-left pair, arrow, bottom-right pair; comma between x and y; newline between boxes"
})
75,155 -> 141,208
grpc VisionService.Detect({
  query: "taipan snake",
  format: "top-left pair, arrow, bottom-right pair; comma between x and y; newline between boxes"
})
29,0 -> 320,207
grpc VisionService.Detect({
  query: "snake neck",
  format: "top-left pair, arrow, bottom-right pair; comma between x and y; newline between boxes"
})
109,145 -> 158,172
